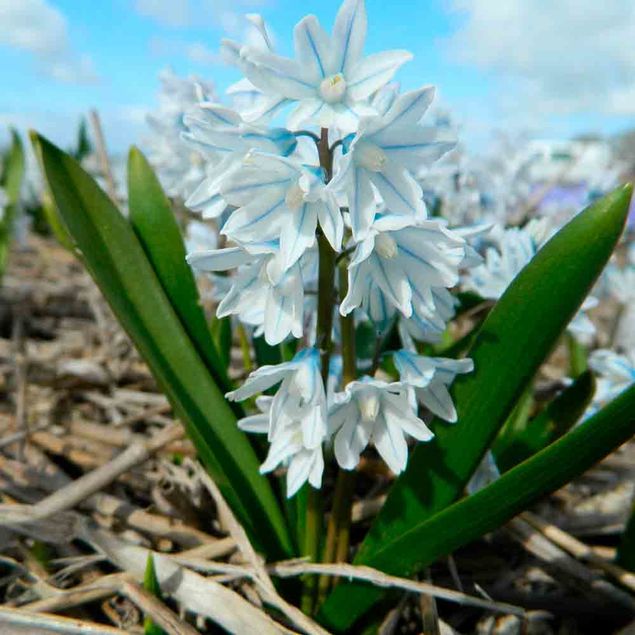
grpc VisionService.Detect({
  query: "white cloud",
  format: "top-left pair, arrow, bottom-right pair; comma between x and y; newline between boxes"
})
134,0 -> 191,28
0,0 -> 98,84
446,0 -> 635,116
132,0 -> 270,35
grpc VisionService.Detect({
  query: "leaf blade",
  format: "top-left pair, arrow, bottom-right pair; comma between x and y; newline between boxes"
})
32,133 -> 293,559
319,184 -> 633,629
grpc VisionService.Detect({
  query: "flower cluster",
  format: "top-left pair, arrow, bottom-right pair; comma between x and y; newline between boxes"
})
184,0 -> 480,495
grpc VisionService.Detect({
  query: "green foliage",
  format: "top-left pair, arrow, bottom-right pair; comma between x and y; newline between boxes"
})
318,184 -> 633,630
143,555 -> 166,635
127,147 -> 232,394
31,133 -> 293,560
0,129 -> 25,279
494,372 -> 595,472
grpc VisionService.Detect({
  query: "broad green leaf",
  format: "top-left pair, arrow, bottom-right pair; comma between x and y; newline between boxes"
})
494,371 -> 594,472
1,129 -> 25,204
319,184 -> 632,629
321,384 -> 635,631
127,147 -> 232,393
0,130 -> 25,278
491,386 -> 534,467
31,133 -> 293,559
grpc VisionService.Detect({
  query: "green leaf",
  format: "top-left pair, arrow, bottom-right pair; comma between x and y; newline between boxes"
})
143,554 -> 166,635
127,147 -> 232,394
321,383 -> 635,631
318,184 -> 632,630
31,133 -> 293,560
210,315 -> 233,369
0,130 -> 25,278
494,371 -> 595,472
1,129 -> 25,204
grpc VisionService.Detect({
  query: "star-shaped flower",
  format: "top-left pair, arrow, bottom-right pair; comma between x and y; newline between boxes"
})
220,152 -> 343,268
329,377 -> 433,474
239,0 -> 411,132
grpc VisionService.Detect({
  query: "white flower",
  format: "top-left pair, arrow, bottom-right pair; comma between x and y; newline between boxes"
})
393,350 -> 473,423
464,223 -> 597,339
589,349 -> 635,411
227,347 -> 328,449
220,152 -> 343,268
340,220 -> 466,320
144,69 -> 216,199
186,245 -> 307,345
331,87 -> 455,239
330,377 -> 433,474
606,262 -> 635,305
182,103 -> 297,219
238,396 -> 324,497
239,0 -> 411,132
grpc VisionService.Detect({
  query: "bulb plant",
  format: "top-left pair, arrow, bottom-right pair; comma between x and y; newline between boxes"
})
27,0 -> 635,630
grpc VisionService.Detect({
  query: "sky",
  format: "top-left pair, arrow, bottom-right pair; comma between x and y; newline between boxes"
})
1,0 -> 634,153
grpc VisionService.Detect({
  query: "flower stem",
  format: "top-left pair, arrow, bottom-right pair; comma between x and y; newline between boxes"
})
318,259 -> 358,602
301,128 -> 336,614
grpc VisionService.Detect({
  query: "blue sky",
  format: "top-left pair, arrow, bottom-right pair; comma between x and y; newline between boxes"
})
1,0 -> 634,153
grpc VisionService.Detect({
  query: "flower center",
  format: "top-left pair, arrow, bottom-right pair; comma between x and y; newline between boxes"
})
285,181 -> 306,210
375,233 -> 398,259
319,73 -> 347,104
354,141 -> 387,172
359,391 -> 380,422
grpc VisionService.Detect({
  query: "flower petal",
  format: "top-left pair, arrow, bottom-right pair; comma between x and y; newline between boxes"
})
373,413 -> 408,474
317,195 -> 344,252
347,50 -> 412,100
332,0 -> 367,74
243,49 -> 316,100
186,247 -> 254,272
280,202 -> 318,269
294,15 -> 332,82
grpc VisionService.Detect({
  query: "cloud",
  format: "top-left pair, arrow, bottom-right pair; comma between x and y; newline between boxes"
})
0,0 -> 98,84
132,0 -> 270,35
134,0 -> 192,28
149,36 -> 222,65
446,0 -> 635,116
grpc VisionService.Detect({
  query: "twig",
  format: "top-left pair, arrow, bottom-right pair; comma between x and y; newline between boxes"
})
89,109 -> 118,203
0,606 -> 128,634
195,462 -> 329,635
269,561 -> 526,617
508,516 -> 635,612
120,578 -> 200,635
0,423 -> 183,525
521,511 -> 635,593
83,524 -> 288,635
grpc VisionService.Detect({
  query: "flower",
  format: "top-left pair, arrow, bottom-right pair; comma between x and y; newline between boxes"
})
588,349 -> 635,410
182,103 -> 297,219
340,220 -> 467,320
330,377 -> 433,474
220,152 -> 343,268
464,221 -> 597,340
186,245 -> 308,345
145,69 -> 216,199
227,348 -> 328,448
331,87 -> 455,239
239,0 -> 411,132
238,396 -> 324,497
393,350 -> 473,422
